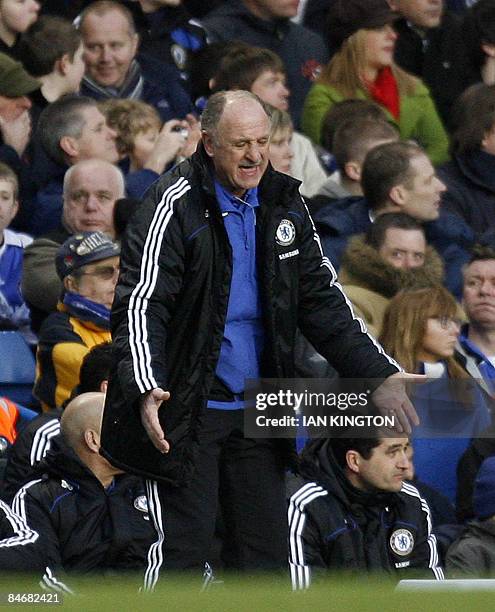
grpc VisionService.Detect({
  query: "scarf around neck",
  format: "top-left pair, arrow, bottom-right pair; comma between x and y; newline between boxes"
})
365,67 -> 400,120
82,59 -> 144,100
63,292 -> 111,330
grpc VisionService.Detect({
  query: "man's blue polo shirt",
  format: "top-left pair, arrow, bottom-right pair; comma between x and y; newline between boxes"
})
207,182 -> 264,410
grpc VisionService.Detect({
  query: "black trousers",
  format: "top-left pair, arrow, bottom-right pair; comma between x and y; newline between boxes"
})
144,408 -> 287,584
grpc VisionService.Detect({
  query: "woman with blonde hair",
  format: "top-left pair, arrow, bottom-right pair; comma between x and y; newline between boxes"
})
379,286 -> 492,502
301,0 -> 449,165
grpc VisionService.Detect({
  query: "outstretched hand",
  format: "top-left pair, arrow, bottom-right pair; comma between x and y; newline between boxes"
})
371,372 -> 423,434
140,387 -> 171,453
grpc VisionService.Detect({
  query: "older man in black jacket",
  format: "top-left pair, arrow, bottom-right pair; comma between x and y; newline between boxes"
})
101,90 -> 418,585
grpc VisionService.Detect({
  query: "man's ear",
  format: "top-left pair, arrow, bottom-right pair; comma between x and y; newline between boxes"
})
387,0 -> 399,10
344,161 -> 361,183
346,450 -> 361,474
63,275 -> 77,294
202,131 -> 215,158
60,135 -> 79,160
84,428 -> 100,453
58,53 -> 70,76
389,184 -> 406,207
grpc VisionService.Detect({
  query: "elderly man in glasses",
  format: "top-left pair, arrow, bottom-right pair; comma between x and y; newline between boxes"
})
34,231 -> 120,411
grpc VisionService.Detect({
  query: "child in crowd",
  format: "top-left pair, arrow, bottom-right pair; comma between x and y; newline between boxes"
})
0,162 -> 33,343
100,98 -> 197,174
268,108 -> 294,176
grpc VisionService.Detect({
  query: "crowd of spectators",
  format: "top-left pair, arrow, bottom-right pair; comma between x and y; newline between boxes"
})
0,0 -> 495,591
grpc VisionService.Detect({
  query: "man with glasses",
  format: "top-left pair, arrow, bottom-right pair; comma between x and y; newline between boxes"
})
34,231 -> 119,411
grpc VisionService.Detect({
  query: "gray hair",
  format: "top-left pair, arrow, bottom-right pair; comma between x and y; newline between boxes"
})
63,159 -> 125,200
36,94 -> 97,166
201,90 -> 270,143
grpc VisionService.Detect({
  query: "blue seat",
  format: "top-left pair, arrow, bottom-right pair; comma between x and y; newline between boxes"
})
0,331 -> 36,408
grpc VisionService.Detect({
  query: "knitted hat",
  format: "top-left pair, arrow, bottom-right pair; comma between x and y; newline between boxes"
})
473,456 -> 495,520
0,53 -> 40,97
56,232 -> 120,280
327,0 -> 398,51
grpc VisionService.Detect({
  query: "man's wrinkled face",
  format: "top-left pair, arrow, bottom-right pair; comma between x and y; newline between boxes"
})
81,9 -> 139,88
202,99 -> 271,197
63,164 -> 122,238
67,255 -> 119,309
388,0 -> 443,30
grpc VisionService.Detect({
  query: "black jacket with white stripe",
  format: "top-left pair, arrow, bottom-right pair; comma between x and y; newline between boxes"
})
2,411 -> 61,503
287,439 -> 444,589
100,144 -> 399,485
0,436 -> 156,582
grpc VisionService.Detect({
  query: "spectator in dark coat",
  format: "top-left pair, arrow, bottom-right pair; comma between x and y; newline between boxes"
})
79,0 -> 194,122
438,83 -> 495,236
199,0 -> 329,128
1,341 -> 112,503
390,0 -> 467,131
126,0 -> 207,88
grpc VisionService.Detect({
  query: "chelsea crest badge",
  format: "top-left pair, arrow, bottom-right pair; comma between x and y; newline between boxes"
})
275,219 -> 296,246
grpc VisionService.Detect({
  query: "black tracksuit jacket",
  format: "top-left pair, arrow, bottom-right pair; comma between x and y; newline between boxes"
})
0,437 -> 156,588
101,145 -> 400,486
287,439 -> 444,589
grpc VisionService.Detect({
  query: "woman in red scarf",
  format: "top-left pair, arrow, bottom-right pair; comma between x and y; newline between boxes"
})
302,0 -> 449,166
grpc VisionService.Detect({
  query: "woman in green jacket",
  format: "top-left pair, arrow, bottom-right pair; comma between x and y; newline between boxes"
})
302,0 -> 449,166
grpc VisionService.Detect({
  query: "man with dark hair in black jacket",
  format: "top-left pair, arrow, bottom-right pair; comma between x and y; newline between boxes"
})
0,392 -> 157,590
288,433 -> 444,588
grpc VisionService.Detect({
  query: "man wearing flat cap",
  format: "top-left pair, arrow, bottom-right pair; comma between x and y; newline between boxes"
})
0,52 -> 40,228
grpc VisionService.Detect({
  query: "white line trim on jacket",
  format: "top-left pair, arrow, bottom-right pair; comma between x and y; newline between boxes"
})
288,482 -> 328,590
127,177 -> 191,394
